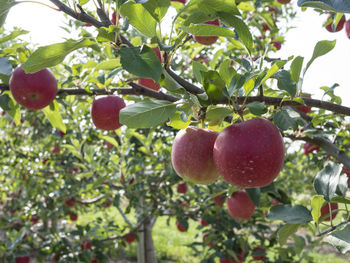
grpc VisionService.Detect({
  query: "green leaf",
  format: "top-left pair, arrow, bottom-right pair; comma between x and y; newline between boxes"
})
0,0 -> 18,28
22,38 -> 96,73
119,45 -> 162,82
261,60 -> 287,84
206,107 -> 232,121
226,73 -> 246,98
311,195 -> 325,223
42,101 -> 67,133
297,0 -> 350,13
314,162 -> 342,201
324,223 -> 350,254
267,204 -> 313,224
278,224 -> 299,246
143,0 -> 170,21
246,188 -> 260,207
119,99 -> 177,128
304,40 -> 336,74
95,58 -> 121,70
246,102 -> 267,115
96,27 -> 115,42
0,57 -> 12,76
181,24 -> 234,38
99,135 -> 119,148
0,92 -> 20,124
219,59 -> 236,86
218,12 -> 253,52
168,111 -> 191,129
290,56 -> 304,83
192,60 -> 208,83
201,70 -> 225,101
120,1 -> 157,38
162,69 -> 184,92
275,70 -> 297,97
273,109 -> 300,131
0,29 -> 28,44
187,0 -> 240,15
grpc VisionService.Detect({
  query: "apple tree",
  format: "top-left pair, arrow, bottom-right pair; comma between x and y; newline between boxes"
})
1,0 -> 350,262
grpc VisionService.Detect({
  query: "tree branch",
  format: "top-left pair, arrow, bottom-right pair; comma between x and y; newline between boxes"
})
77,194 -> 105,205
165,67 -> 204,95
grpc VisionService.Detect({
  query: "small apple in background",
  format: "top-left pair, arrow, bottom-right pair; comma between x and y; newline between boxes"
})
105,141 -> 114,150
9,66 -> 58,110
213,118 -> 284,188
171,127 -> 219,185
252,246 -> 266,261
176,221 -> 187,232
262,23 -> 271,32
227,190 -> 255,220
137,78 -> 161,91
65,197 -> 76,207
200,218 -> 208,226
176,183 -> 187,194
125,233 -> 137,243
276,0 -> 290,4
220,250 -> 244,263
91,259 -> 99,263
271,199 -> 280,206
81,239 -> 92,250
51,146 -> 60,154
303,142 -> 320,155
69,213 -> 78,221
345,20 -> 350,38
111,11 -> 119,25
171,0 -> 186,3
104,199 -> 112,208
194,19 -> 220,45
320,203 -> 338,221
192,56 -> 209,65
30,216 -> 39,224
271,41 -> 281,50
15,256 -> 30,263
325,14 -> 346,32
213,194 -> 226,206
91,95 -> 126,130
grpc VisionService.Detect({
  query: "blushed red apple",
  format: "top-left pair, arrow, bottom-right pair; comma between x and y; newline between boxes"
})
65,197 -> 76,207
176,221 -> 187,232
177,183 -> 187,194
194,19 -> 220,45
303,143 -> 320,155
320,203 -> 338,221
213,118 -> 284,188
200,218 -> 208,226
345,20 -> 350,38
70,213 -> 78,221
81,239 -> 92,250
91,95 -> 126,130
171,127 -> 219,185
227,190 -> 255,220
325,14 -> 346,32
252,246 -> 266,261
213,194 -> 226,206
15,256 -> 30,263
125,233 -> 136,243
9,66 -> 57,110
220,250 -> 244,263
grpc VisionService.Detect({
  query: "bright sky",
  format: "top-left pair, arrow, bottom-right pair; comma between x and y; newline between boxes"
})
4,1 -> 350,107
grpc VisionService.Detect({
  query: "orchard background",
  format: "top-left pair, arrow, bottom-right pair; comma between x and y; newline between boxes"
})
1,0 -> 350,262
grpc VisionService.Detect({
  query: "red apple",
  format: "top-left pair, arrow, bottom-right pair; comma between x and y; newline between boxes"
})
81,239 -> 92,250
220,250 -> 244,263
194,19 -> 220,45
200,218 -> 208,226
213,194 -> 226,206
91,259 -> 99,263
262,23 -> 271,32
91,95 -> 126,130
112,11 -> 117,25
104,200 -> 112,208
65,197 -> 76,207
271,41 -> 281,50
227,190 -> 255,220
30,216 -> 39,224
252,246 -> 266,261
171,127 -> 219,185
125,233 -> 137,243
303,143 -> 320,155
15,256 -> 30,263
177,183 -> 187,194
176,221 -> 187,232
345,20 -> 350,38
9,66 -> 58,110
320,203 -> 338,221
325,14 -> 346,32
70,213 -> 78,221
152,47 -> 162,62
213,118 -> 284,188
105,141 -> 114,150
137,78 -> 161,91
276,0 -> 290,4
51,146 -> 60,154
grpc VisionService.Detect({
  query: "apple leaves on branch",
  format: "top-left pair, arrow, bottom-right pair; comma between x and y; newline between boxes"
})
324,223 -> 350,253
21,38 -> 97,73
267,204 -> 313,224
298,0 -> 350,13
0,0 -> 18,28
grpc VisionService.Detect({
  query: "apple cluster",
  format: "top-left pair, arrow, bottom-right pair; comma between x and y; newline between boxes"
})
171,118 -> 285,220
324,13 -> 350,39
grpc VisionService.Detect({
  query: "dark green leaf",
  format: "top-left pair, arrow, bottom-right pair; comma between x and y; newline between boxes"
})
201,70 -> 225,101
273,109 -> 300,131
0,57 -> 12,76
119,45 -> 162,82
120,1 -> 157,38
324,223 -> 350,254
298,0 -> 350,13
314,162 -> 342,201
267,204 -> 313,224
143,0 -> 170,21
0,0 -> 18,28
275,70 -> 297,97
246,188 -> 260,207
22,38 -> 96,73
192,61 -> 208,83
219,59 -> 236,86
278,224 -> 299,245
120,99 -> 177,128
290,56 -> 304,83
246,102 -> 267,115
206,107 -> 232,121
226,73 -> 246,98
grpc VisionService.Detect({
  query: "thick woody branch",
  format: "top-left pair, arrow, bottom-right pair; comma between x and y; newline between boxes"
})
165,68 -> 204,95
289,135 -> 350,169
77,194 -> 105,205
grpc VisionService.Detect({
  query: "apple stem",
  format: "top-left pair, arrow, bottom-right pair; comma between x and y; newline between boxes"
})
18,0 -> 61,11
328,202 -> 334,227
